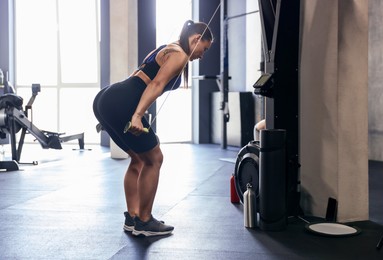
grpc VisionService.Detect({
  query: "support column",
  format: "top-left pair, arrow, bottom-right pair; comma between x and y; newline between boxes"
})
109,0 -> 138,158
300,0 -> 368,222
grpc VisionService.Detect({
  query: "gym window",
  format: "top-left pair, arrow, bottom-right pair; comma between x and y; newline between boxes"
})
155,0 -> 192,143
14,0 -> 100,144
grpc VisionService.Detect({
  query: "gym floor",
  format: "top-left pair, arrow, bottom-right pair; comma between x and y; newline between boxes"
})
0,143 -> 382,259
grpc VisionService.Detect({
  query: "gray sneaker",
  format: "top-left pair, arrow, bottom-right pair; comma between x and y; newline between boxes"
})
123,212 -> 135,232
132,215 -> 174,237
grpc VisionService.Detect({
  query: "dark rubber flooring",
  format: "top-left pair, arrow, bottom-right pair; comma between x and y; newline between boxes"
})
0,143 -> 382,259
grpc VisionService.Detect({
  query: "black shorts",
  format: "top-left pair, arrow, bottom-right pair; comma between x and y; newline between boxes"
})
93,76 -> 159,153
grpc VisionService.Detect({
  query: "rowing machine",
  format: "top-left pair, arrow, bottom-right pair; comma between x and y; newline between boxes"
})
0,84 -> 84,171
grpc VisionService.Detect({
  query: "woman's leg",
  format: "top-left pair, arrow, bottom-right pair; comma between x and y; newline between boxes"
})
124,150 -> 144,217
127,144 -> 174,237
136,144 -> 163,222
254,119 -> 266,141
124,145 -> 163,221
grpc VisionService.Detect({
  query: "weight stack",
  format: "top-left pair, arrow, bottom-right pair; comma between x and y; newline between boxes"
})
259,129 -> 287,231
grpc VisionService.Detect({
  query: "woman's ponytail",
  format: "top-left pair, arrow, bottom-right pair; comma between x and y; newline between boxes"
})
179,20 -> 194,54
178,20 -> 213,87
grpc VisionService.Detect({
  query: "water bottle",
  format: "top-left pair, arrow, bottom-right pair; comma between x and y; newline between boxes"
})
0,69 -> 4,86
244,183 -> 256,228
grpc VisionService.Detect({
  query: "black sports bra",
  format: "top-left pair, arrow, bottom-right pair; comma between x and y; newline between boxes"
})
138,45 -> 166,80
138,45 -> 182,93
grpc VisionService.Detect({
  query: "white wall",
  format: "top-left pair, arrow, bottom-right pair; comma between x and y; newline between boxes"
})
245,0 -> 262,92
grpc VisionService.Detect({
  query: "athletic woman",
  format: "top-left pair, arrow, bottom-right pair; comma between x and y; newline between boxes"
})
93,20 -> 213,237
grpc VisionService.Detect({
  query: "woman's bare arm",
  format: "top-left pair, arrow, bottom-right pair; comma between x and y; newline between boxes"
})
129,49 -> 188,134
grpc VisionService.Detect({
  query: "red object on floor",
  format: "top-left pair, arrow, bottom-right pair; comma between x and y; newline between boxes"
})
230,174 -> 240,203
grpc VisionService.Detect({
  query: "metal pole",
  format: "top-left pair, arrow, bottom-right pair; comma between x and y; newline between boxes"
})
220,0 -> 229,149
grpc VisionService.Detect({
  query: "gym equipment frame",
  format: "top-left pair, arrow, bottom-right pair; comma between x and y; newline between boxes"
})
0,84 -> 84,171
235,0 -> 301,221
256,0 -> 301,217
194,0 -> 258,149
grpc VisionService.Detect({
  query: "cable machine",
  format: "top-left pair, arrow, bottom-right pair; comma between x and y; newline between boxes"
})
234,0 -> 301,230
195,0 -> 259,149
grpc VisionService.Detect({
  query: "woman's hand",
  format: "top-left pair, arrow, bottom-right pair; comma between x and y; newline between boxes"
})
129,113 -> 145,136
